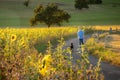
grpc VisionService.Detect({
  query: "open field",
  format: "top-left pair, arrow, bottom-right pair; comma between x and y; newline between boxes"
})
0,0 -> 120,27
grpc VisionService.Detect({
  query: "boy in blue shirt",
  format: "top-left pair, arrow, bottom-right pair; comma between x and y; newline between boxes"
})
77,29 -> 84,47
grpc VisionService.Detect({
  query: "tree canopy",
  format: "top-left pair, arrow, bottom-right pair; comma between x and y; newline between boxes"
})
88,0 -> 102,4
30,3 -> 71,27
74,0 -> 102,9
75,0 -> 89,9
23,0 -> 30,7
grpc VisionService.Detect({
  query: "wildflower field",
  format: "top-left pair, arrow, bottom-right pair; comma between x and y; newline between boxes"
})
0,26 -> 105,80
0,25 -> 120,80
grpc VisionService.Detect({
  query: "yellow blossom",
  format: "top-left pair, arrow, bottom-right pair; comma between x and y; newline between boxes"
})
39,54 -> 52,76
11,34 -> 17,42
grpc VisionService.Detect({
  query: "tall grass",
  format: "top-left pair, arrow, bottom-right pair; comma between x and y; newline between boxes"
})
0,38 -> 104,80
86,32 -> 120,66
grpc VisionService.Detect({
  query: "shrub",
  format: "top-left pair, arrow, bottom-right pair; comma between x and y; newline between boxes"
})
30,3 -> 71,27
74,0 -> 89,9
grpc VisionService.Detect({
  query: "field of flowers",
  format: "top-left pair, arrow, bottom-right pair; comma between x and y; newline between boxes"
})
0,27 -> 105,80
0,27 -> 78,53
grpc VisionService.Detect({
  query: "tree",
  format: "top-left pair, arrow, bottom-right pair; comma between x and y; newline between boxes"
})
88,0 -> 96,4
30,3 -> 71,27
75,0 -> 89,9
87,0 -> 102,4
95,0 -> 102,4
23,0 -> 30,7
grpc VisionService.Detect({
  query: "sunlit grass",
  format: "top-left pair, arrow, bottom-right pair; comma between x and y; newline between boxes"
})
86,32 -> 120,66
93,25 -> 120,31
109,35 -> 120,48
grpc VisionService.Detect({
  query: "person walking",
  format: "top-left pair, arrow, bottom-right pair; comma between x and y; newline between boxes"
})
77,28 -> 84,48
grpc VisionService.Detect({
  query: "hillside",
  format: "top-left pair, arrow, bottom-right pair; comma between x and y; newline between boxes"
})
0,0 -> 120,27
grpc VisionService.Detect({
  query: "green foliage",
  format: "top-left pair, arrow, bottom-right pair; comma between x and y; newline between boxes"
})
77,0 -> 102,9
88,0 -> 95,4
30,3 -> 71,27
95,0 -> 102,4
74,0 -> 89,9
23,0 -> 30,7
88,0 -> 102,4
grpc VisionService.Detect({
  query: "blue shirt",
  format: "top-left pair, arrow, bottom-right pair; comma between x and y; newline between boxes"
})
78,30 -> 84,39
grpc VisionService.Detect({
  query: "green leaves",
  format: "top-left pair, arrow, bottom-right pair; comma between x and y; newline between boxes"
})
23,0 -> 30,7
30,3 -> 71,27
75,0 -> 89,9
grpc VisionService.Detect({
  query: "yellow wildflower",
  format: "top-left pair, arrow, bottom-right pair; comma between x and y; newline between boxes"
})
11,34 -> 17,42
39,67 -> 47,76
40,54 -> 52,76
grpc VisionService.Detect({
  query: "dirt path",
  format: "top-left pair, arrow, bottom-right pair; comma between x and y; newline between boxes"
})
64,35 -> 120,80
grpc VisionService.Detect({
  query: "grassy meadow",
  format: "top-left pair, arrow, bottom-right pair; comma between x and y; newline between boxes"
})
0,0 -> 120,27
